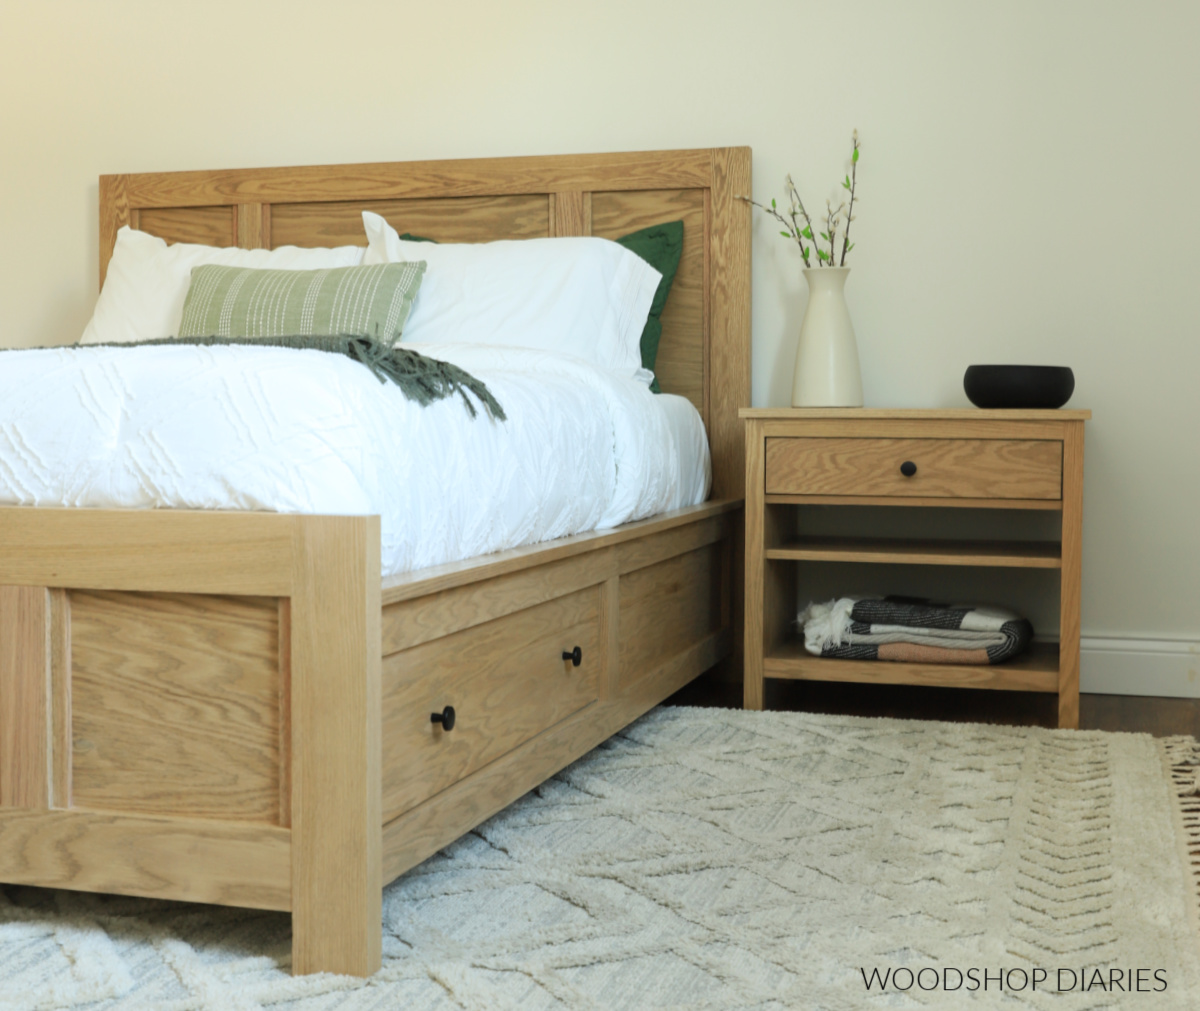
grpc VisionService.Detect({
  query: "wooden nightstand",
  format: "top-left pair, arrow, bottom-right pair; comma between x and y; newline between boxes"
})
740,408 -> 1090,729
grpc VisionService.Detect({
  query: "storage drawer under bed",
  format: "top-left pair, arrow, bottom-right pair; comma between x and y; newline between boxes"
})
380,584 -> 602,821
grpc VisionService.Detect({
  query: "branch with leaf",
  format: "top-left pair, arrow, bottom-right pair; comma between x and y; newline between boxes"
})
738,130 -> 861,269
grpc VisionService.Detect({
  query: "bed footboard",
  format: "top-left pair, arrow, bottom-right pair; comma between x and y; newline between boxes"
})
0,508 -> 382,976
0,502 -> 738,979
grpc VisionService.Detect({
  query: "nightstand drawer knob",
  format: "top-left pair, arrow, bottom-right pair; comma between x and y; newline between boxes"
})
900,460 -> 917,477
431,706 -> 456,731
563,646 -> 583,667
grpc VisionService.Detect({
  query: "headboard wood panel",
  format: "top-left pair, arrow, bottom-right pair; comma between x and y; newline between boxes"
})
99,148 -> 750,499
271,195 -> 551,248
134,206 -> 236,248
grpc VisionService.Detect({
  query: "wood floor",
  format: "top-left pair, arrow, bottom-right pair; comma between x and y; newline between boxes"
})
668,673 -> 1200,739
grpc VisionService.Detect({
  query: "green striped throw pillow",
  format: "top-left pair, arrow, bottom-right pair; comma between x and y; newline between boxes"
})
177,261 -> 426,340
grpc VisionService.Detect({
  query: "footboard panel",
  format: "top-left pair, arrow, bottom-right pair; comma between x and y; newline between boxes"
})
0,580 -> 291,907
0,508 -> 382,976
69,591 -> 285,822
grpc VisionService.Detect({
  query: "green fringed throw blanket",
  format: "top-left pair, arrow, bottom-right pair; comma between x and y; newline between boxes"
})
73,335 -> 506,421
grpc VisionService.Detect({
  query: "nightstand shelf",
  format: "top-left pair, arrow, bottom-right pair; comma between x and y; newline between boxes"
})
763,639 -> 1060,692
765,537 -> 1062,568
741,408 -> 1090,729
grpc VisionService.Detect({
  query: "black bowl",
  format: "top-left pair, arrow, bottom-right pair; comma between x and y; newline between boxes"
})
963,365 -> 1075,409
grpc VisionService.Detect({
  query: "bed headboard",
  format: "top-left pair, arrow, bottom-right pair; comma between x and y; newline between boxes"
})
99,148 -> 751,499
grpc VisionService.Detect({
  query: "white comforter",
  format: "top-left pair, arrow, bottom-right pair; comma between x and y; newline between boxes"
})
0,343 -> 710,576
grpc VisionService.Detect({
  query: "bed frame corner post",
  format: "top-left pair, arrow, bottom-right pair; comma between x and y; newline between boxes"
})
289,515 -> 382,977
99,174 -> 131,291
708,146 -> 751,694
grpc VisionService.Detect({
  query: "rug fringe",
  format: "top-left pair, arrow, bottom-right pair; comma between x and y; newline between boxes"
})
1164,735 -> 1200,954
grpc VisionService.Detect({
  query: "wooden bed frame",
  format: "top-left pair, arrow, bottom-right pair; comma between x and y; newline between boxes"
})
0,148 -> 750,976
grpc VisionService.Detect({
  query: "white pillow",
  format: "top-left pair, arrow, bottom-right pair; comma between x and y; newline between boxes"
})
361,211 -> 659,377
80,227 -> 366,344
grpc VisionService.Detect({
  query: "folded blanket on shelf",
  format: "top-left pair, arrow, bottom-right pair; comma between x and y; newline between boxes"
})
799,597 -> 1034,665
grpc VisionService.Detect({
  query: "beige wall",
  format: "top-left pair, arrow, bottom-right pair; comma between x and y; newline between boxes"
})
2,1 -> 1198,656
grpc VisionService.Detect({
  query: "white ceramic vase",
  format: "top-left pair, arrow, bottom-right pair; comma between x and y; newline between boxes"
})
791,266 -> 863,407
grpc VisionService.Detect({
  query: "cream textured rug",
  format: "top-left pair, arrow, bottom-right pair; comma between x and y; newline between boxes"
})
3,708 -> 1200,1010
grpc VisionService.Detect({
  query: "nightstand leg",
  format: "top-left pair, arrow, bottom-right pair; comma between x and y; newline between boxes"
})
1057,686 -> 1079,731
744,673 -> 764,710
744,421 -> 765,710
1057,422 -> 1085,730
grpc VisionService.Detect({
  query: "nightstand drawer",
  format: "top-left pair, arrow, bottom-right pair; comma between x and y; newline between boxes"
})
764,437 -> 1063,500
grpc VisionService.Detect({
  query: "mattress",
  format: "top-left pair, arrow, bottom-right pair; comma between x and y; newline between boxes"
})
0,342 -> 711,578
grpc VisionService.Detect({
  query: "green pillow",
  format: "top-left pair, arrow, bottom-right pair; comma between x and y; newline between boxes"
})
386,222 -> 685,392
613,221 -> 684,393
178,262 -> 426,341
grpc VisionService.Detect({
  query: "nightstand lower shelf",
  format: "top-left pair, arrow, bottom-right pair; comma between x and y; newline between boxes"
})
764,640 -> 1059,693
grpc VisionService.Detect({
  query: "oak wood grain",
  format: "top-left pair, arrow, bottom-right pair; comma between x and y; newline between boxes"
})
290,516 -> 382,977
741,408 -> 1092,421
764,494 -> 1064,511
614,515 -> 727,576
98,174 -> 131,288
708,148 -> 751,501
765,537 -> 1063,568
600,574 -> 621,701
764,640 -> 1060,692
708,149 -> 750,691
116,149 -> 716,208
0,508 -> 294,594
622,630 -> 729,711
1058,421 -> 1085,729
551,191 -> 590,237
381,550 -> 613,656
618,545 -> 721,691
765,437 -> 1063,500
759,418 -> 1078,442
138,205 -> 236,248
0,586 -> 49,809
236,202 -> 268,249
381,586 -> 602,822
48,588 -> 70,808
743,420 -> 766,710
0,808 -> 291,909
69,591 -> 281,822
277,598 -> 292,828
271,194 -> 549,247
381,501 -> 740,606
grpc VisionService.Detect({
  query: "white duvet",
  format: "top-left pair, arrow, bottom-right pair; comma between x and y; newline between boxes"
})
0,343 -> 710,576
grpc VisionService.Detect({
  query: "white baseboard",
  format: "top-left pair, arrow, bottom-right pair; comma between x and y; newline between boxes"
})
1080,636 -> 1200,698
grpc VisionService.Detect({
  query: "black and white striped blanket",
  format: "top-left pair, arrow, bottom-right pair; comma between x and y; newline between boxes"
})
799,597 -> 1034,665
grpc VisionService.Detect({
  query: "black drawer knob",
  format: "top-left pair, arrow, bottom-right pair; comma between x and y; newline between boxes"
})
430,705 -> 456,731
900,460 -> 917,477
563,646 -> 583,667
